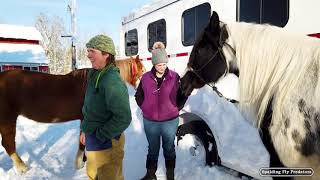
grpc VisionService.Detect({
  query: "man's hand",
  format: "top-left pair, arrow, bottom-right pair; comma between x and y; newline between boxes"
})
80,132 -> 86,145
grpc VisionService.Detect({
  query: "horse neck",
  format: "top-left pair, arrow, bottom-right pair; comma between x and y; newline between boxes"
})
69,69 -> 89,94
228,22 -> 320,127
115,59 -> 134,86
227,23 -> 276,125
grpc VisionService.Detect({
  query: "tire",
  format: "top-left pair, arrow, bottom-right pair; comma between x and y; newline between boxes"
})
176,120 -> 220,166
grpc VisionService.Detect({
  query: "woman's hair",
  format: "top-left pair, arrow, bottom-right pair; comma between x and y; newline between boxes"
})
102,51 -> 116,65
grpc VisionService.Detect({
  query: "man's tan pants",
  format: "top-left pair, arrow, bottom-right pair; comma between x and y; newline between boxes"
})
85,134 -> 125,180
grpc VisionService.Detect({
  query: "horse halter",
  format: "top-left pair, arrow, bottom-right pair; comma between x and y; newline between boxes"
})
187,24 -> 237,103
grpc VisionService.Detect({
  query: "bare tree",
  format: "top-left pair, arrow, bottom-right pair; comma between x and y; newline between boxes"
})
35,13 -> 71,74
76,44 -> 89,67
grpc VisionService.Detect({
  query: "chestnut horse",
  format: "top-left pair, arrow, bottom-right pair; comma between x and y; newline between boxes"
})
0,55 -> 144,173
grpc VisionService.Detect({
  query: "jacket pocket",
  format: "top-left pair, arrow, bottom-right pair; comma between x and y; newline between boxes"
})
85,132 -> 112,151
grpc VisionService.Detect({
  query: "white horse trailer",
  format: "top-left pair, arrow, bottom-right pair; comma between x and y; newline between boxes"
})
0,24 -> 49,73
120,0 -> 320,74
120,0 -> 320,179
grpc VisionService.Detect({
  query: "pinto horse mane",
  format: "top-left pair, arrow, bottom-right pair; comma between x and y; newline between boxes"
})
225,22 -> 320,127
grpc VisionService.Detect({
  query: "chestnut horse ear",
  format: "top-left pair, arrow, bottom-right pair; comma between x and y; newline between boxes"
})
135,55 -> 140,62
208,11 -> 220,32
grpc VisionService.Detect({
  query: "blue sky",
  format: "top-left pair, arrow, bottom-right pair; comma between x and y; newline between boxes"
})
0,0 -> 151,46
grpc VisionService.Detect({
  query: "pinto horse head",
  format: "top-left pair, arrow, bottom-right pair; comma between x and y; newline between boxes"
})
180,11 -> 232,97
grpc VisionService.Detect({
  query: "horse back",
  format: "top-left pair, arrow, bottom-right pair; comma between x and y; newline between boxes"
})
0,70 -> 86,123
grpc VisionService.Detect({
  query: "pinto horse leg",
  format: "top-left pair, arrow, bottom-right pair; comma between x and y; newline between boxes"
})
261,100 -> 294,180
0,122 -> 28,173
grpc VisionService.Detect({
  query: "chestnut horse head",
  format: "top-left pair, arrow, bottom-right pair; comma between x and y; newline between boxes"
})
115,55 -> 145,88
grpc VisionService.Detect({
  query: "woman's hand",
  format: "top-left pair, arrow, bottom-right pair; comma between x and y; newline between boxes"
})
80,132 -> 86,145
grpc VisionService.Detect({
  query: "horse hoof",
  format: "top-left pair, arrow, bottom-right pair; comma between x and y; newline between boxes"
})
16,163 -> 29,174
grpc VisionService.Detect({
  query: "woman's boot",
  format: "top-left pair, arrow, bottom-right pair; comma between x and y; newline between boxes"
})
141,159 -> 157,180
165,159 -> 175,180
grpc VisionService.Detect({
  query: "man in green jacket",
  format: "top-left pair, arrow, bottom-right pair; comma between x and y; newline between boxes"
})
80,34 -> 131,180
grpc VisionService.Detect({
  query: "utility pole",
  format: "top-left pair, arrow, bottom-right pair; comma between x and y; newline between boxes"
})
70,0 -> 77,70
62,0 -> 77,70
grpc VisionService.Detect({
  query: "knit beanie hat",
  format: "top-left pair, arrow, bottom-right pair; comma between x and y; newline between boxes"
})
151,42 -> 168,65
86,34 -> 116,56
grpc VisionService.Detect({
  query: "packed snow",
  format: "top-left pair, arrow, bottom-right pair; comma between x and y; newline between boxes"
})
0,74 -> 270,180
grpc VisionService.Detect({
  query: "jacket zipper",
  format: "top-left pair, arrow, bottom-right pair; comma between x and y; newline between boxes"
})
156,77 -> 166,120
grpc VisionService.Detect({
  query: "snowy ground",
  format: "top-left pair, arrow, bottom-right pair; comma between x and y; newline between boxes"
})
0,76 -> 269,180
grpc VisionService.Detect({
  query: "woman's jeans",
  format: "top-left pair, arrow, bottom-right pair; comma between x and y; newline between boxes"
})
143,117 -> 179,161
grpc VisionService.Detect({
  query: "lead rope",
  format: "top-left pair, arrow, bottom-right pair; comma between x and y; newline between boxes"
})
211,85 -> 238,103
188,67 -> 238,103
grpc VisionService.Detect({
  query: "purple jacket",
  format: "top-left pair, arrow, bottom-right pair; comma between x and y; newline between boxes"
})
139,69 -> 179,121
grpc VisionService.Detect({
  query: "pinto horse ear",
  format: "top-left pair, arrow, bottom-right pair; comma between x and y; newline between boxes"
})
208,11 -> 220,32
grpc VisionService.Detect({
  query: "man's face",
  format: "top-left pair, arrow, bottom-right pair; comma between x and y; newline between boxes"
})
87,48 -> 109,70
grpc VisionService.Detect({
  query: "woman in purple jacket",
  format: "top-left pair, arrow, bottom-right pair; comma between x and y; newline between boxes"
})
135,42 -> 187,180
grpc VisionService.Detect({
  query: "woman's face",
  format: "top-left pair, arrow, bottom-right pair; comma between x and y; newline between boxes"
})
87,48 -> 109,70
154,63 -> 167,74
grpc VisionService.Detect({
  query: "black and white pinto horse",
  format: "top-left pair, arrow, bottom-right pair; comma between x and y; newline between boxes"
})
181,11 -> 320,180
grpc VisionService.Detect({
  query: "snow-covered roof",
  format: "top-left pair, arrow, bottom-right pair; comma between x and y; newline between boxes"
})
0,24 -> 42,40
0,43 -> 48,64
122,0 -> 179,25
0,24 -> 48,64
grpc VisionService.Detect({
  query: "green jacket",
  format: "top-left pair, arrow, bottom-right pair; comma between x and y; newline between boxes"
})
81,64 -> 131,141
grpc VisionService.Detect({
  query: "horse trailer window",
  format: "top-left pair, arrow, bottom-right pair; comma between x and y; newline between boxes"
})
238,0 -> 261,24
182,3 -> 211,46
238,0 -> 289,27
125,29 -> 138,56
262,0 -> 289,27
147,19 -> 166,52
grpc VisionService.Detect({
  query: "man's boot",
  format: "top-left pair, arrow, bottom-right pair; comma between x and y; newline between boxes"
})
165,159 -> 175,180
141,159 -> 157,180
